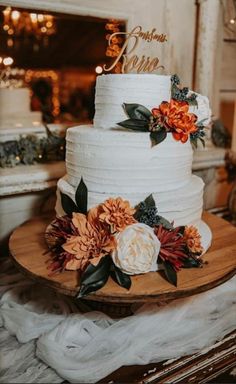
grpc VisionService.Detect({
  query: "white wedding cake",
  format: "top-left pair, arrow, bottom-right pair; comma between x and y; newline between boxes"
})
0,87 -> 42,129
56,74 -> 211,227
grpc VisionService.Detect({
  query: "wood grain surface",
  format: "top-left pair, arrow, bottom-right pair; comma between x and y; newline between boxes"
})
9,212 -> 236,304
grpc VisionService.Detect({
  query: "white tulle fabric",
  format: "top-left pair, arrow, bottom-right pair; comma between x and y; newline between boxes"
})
1,257 -> 236,384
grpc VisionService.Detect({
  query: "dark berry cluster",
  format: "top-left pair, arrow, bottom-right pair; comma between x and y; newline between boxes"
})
171,74 -> 180,85
137,206 -> 159,227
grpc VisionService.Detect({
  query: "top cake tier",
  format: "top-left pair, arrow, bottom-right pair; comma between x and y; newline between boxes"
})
94,74 -> 171,129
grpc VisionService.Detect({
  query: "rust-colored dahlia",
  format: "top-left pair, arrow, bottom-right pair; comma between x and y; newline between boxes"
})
154,225 -> 188,271
184,225 -> 203,254
99,197 -> 137,233
151,99 -> 197,143
62,212 -> 116,271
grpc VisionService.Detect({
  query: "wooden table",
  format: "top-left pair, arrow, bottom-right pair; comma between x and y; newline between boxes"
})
8,212 -> 236,383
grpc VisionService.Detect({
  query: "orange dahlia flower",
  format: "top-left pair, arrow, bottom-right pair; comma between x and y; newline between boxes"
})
99,197 -> 137,233
62,211 -> 116,271
152,99 -> 197,143
184,225 -> 203,254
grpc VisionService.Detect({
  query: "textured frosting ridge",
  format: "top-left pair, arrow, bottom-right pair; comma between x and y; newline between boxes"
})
56,73 -> 206,227
94,74 -> 171,129
66,126 -> 193,194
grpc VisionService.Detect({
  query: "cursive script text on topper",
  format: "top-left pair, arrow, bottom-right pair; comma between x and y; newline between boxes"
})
103,25 -> 167,74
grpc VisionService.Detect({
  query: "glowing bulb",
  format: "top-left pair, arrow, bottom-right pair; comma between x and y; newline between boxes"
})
11,10 -> 20,20
3,24 -> 9,31
230,18 -> 235,24
41,26 -> 47,33
95,66 -> 103,74
30,13 -> 37,22
37,14 -> 44,22
3,57 -> 14,66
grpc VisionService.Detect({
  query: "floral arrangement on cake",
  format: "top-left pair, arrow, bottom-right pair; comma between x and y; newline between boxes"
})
46,179 -> 204,298
117,74 -> 206,148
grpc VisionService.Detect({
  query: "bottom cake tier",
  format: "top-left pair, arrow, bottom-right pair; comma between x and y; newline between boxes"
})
56,174 -> 204,227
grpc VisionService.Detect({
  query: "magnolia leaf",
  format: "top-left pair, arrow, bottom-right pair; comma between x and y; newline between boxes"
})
75,177 -> 88,214
60,192 -> 78,216
144,194 -> 156,208
118,119 -> 149,131
110,264 -> 131,290
163,260 -> 177,287
123,103 -> 152,121
77,255 -> 112,298
182,258 -> 201,268
150,129 -> 167,147
155,215 -> 173,230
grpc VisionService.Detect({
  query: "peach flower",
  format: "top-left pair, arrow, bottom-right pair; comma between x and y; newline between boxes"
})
184,225 -> 203,254
99,197 -> 137,233
62,211 -> 116,271
152,99 -> 198,143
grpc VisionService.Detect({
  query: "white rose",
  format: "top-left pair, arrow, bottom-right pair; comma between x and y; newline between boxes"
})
112,223 -> 160,275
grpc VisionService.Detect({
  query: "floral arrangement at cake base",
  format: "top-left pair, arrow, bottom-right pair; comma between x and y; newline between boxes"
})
45,179 -> 205,298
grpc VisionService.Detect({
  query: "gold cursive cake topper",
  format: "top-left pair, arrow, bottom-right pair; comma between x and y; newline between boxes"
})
103,25 -> 167,74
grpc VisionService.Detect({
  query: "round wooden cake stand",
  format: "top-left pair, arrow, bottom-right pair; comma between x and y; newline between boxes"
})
9,212 -> 236,317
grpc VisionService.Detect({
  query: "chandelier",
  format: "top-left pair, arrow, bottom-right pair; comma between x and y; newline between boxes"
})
2,7 -> 56,47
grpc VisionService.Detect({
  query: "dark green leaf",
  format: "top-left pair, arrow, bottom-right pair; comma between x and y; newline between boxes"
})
60,192 -> 78,216
188,99 -> 198,107
200,138 -> 205,148
182,258 -> 201,268
110,264 -> 131,290
123,103 -> 152,121
150,129 -> 167,147
75,177 -> 88,214
117,119 -> 149,131
144,194 -> 156,208
77,255 -> 111,298
163,260 -> 177,286
177,226 -> 186,236
155,215 -> 173,230
197,118 -> 207,126
190,137 -> 198,149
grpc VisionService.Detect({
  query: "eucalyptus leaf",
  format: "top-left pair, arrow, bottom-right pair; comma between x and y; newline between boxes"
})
118,119 -> 149,131
75,177 -> 88,214
144,194 -> 156,208
163,260 -> 177,287
110,264 -> 131,290
123,103 -> 152,121
77,255 -> 111,298
155,215 -> 173,230
60,192 -> 78,216
150,129 -> 167,147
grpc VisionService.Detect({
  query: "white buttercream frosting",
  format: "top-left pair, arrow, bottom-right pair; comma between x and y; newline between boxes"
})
56,174 -> 203,227
94,74 -> 171,129
55,73 -> 210,228
65,125 -> 193,194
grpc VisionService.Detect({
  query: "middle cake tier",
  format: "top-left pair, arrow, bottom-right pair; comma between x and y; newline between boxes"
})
56,125 -> 204,226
